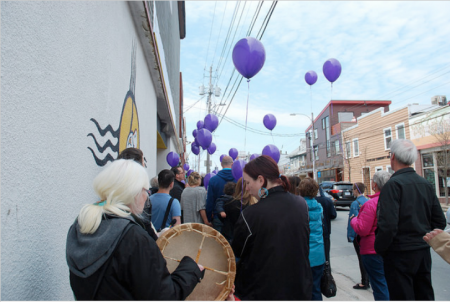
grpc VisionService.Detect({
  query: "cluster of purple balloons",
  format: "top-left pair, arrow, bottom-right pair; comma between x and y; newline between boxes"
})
304,58 -> 342,86
191,114 -> 219,156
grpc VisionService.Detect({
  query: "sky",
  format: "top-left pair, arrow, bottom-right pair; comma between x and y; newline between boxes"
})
180,1 -> 450,174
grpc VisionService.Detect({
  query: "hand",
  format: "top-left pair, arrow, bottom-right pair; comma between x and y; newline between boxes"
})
197,264 -> 204,271
206,221 -> 213,227
220,212 -> 227,218
349,214 -> 355,220
423,229 -> 443,243
157,227 -> 170,237
226,285 -> 236,301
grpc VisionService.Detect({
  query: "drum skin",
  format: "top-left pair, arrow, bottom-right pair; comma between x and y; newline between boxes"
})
156,223 -> 236,301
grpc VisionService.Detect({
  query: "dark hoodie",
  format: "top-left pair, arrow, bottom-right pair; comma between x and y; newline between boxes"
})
66,214 -> 202,300
205,169 -> 236,221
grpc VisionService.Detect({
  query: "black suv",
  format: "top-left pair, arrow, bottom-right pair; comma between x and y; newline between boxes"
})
325,181 -> 356,207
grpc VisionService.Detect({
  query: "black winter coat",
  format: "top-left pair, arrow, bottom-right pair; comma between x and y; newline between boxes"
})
232,186 -> 312,300
69,217 -> 202,300
375,167 -> 446,256
170,179 -> 185,202
316,186 -> 337,238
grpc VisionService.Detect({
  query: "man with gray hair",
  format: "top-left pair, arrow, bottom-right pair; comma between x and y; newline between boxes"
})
206,156 -> 236,232
375,139 -> 446,300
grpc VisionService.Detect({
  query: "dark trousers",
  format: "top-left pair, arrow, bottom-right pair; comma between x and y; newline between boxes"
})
383,248 -> 434,301
324,236 -> 331,264
311,264 -> 324,301
353,239 -> 369,286
212,217 -> 223,233
362,254 -> 389,301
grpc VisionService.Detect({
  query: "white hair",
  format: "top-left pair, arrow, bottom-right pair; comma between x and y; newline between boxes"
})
372,171 -> 391,190
78,159 -> 149,234
390,139 -> 418,166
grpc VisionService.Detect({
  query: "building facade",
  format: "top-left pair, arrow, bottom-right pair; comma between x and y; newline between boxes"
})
304,100 -> 391,183
1,2 -> 186,300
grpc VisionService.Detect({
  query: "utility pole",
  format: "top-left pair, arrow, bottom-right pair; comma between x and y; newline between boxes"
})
206,66 -> 212,174
311,112 -> 316,180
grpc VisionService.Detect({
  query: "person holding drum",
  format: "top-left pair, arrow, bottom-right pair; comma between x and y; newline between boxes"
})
232,155 -> 312,300
66,159 -> 205,300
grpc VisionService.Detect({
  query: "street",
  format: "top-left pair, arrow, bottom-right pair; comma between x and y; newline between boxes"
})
328,208 -> 450,301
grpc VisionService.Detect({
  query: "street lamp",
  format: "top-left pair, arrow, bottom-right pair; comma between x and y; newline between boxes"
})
290,112 -> 316,180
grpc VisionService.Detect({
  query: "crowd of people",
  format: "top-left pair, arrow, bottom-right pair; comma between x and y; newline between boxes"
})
66,139 -> 449,300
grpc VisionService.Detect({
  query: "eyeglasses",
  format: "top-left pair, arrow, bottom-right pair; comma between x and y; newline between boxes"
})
388,152 -> 391,158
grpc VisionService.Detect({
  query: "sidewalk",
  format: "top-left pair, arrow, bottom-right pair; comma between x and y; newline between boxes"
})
327,269 -> 374,301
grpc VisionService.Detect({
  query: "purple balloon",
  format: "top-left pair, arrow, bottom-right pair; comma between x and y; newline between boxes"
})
220,154 -> 226,162
204,114 -> 219,132
204,173 -> 214,190
323,58 -> 342,83
263,114 -> 277,131
231,159 -> 247,181
166,151 -> 180,167
212,168 -> 219,175
229,148 -> 238,160
207,142 -> 216,155
305,70 -> 318,85
192,129 -> 198,137
187,169 -> 193,177
191,142 -> 200,155
194,136 -> 199,146
262,144 -> 280,163
250,153 -> 259,161
183,163 -> 190,171
232,37 -> 266,79
197,120 -> 204,130
197,128 -> 212,149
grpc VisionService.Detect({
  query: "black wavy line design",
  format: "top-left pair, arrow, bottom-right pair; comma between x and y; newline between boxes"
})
88,118 -> 120,166
89,118 -> 120,137
87,147 -> 117,167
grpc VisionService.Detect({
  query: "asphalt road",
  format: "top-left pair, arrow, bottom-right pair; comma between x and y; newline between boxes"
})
328,207 -> 450,301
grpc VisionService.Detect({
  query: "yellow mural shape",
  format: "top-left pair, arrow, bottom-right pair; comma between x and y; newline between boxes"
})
119,92 -> 140,153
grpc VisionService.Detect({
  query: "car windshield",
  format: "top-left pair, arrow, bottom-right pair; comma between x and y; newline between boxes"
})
334,184 -> 353,190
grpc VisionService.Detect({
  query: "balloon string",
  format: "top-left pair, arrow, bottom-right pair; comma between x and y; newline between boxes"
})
310,86 -> 312,114
244,79 -> 250,153
271,131 -> 275,144
331,83 -> 333,101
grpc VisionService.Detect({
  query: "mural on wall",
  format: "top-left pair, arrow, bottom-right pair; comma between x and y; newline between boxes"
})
88,41 -> 140,166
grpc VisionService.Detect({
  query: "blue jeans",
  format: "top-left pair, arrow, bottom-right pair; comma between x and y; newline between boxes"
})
361,254 -> 389,301
311,264 -> 324,301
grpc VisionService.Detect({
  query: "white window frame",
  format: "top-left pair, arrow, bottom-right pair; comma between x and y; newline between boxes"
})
335,140 -> 341,154
396,123 -> 406,139
345,141 -> 351,159
384,127 -> 392,150
386,165 -> 394,175
314,128 -> 318,139
353,138 -> 360,157
375,166 -> 383,172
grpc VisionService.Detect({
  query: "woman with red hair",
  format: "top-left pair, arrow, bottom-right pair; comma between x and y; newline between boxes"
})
231,155 -> 312,300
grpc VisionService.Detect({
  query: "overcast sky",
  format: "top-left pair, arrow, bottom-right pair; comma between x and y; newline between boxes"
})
180,1 -> 450,173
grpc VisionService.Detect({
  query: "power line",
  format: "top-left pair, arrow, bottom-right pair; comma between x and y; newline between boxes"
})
211,1 -> 228,67
203,1 -> 218,70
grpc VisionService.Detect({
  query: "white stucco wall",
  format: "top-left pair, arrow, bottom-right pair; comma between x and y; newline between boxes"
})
1,2 -> 162,300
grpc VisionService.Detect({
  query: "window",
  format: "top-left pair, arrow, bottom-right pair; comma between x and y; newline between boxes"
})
384,127 -> 392,150
375,166 -> 383,172
323,116 -> 331,157
345,141 -> 351,159
386,165 -> 394,175
353,138 -> 359,157
335,140 -> 341,154
396,123 -> 405,139
338,112 -> 354,123
314,146 -> 319,160
314,129 -> 318,139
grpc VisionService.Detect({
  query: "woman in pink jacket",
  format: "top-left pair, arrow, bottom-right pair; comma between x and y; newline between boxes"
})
350,171 -> 391,301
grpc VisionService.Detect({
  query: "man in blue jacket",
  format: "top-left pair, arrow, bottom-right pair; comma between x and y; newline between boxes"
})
206,156 -> 236,232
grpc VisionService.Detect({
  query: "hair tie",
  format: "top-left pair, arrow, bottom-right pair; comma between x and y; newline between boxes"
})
96,200 -> 106,206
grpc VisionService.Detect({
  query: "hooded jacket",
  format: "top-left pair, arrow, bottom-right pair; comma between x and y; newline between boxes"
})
66,214 -> 202,300
305,196 -> 326,267
350,192 -> 380,255
205,169 -> 236,221
316,186 -> 337,238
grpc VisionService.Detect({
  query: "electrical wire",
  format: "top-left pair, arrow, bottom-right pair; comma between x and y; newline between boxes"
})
203,1 -> 218,70
211,1 -> 228,67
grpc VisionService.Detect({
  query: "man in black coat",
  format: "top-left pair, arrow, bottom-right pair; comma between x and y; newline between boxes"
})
316,185 -> 337,264
170,166 -> 185,201
375,139 -> 446,300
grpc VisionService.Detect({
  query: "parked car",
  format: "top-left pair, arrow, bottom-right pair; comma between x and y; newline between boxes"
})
320,181 -> 336,191
325,181 -> 356,207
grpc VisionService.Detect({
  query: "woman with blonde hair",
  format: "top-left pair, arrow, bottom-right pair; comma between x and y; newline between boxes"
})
180,172 -> 211,226
66,159 -> 204,300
